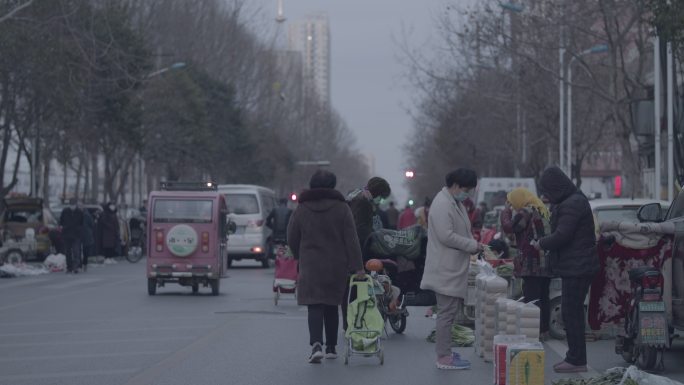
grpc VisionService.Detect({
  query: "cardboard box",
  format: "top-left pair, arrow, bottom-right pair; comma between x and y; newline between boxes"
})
507,342 -> 545,385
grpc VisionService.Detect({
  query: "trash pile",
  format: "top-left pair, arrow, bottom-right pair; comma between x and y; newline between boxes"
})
43,254 -> 67,272
0,262 -> 49,277
553,366 -> 684,385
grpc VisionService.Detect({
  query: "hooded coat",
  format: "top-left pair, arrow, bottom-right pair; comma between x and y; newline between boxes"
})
538,167 -> 598,277
287,188 -> 364,306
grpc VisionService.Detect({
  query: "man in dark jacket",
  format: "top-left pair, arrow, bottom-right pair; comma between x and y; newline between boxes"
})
347,176 -> 391,259
266,198 -> 292,244
59,198 -> 84,274
534,166 -> 598,373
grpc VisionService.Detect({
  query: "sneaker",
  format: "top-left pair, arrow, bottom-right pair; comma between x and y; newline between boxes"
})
325,346 -> 337,359
308,342 -> 324,364
436,352 -> 471,370
554,361 -> 587,373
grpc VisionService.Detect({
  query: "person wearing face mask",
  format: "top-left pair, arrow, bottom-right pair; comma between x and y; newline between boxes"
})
532,166 -> 598,373
98,202 -> 121,264
343,177 -> 391,332
59,198 -> 84,274
347,177 -> 392,260
420,168 -> 485,370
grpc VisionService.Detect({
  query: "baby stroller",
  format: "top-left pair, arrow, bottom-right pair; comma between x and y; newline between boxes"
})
273,245 -> 297,305
344,275 -> 385,365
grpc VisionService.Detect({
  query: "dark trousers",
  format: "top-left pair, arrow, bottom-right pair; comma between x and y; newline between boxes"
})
103,247 -> 116,259
64,238 -> 82,272
82,244 -> 93,267
522,276 -> 551,333
308,304 -> 339,347
561,276 -> 593,366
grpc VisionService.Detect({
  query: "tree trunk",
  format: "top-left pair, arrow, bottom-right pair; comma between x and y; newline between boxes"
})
62,161 -> 68,202
90,151 -> 99,203
41,155 -> 50,205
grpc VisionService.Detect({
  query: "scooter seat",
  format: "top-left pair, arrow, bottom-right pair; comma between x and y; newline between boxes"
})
628,266 -> 660,283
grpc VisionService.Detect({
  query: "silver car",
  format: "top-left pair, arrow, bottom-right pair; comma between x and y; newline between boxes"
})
218,184 -> 276,268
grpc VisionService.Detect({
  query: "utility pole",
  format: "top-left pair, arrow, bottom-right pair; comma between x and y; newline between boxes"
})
654,35 -> 662,200
667,40 -> 674,201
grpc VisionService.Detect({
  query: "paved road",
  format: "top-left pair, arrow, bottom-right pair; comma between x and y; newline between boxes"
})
1,260 -> 683,385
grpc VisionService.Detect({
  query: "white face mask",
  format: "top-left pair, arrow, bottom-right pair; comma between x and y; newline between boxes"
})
109,205 -> 116,211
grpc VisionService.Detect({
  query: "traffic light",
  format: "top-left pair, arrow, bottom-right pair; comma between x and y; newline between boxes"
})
405,170 -> 415,178
290,193 -> 298,202
408,199 -> 415,206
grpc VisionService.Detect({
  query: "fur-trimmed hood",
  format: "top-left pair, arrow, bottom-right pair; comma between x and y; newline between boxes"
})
298,188 -> 346,212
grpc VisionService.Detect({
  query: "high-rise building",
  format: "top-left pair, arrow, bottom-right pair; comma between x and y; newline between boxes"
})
287,14 -> 331,106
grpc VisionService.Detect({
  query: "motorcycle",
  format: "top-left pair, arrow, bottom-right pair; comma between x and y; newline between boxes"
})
615,265 -> 669,371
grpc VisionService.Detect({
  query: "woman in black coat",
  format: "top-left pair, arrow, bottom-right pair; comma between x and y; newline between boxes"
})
534,167 -> 598,374
98,202 -> 120,262
287,170 -> 365,364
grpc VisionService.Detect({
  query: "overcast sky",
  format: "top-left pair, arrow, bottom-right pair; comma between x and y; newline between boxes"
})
252,0 -> 451,204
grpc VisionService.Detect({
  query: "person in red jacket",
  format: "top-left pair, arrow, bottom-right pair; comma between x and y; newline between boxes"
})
398,203 -> 416,229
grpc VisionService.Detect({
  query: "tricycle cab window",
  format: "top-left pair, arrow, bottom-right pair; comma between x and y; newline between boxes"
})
153,199 -> 213,223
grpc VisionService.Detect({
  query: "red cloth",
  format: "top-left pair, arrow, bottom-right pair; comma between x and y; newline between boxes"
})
587,236 -> 672,330
398,208 -> 416,229
480,228 -> 497,245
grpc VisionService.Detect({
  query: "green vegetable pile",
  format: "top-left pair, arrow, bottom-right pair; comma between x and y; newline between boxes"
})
426,323 -> 475,347
552,368 -> 635,385
496,263 -> 514,278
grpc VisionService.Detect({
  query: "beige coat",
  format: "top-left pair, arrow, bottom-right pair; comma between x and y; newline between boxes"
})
420,187 -> 479,299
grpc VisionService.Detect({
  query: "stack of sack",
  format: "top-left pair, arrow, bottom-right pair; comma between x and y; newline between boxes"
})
475,273 -> 508,362
516,302 -> 541,341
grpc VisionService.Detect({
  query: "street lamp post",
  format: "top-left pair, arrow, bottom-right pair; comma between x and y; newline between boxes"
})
566,44 -> 608,179
139,62 -> 186,205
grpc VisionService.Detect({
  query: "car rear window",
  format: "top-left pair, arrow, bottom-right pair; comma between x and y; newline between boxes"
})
225,194 -> 259,215
153,199 -> 213,223
595,208 -> 639,223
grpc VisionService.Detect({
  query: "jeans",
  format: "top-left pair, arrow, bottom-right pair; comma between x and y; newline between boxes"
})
435,293 -> 463,358
82,244 -> 93,267
522,276 -> 551,333
308,304 -> 339,347
561,276 -> 593,366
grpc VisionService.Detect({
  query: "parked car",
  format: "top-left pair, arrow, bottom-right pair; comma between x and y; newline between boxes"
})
217,184 -> 276,268
0,196 -> 60,263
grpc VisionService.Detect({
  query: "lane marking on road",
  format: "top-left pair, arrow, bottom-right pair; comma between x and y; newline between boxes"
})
0,336 -> 194,348
42,277 -> 102,289
545,339 -> 600,379
0,369 -> 139,382
0,314 -> 219,327
0,277 -> 137,312
123,318 -> 235,385
0,350 -> 173,362
0,325 -> 215,338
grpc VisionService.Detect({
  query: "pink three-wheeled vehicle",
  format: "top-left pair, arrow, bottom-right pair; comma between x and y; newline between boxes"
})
146,182 -> 233,296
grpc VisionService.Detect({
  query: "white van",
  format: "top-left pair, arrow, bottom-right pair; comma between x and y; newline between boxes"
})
217,184 -> 276,268
475,178 -> 537,209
